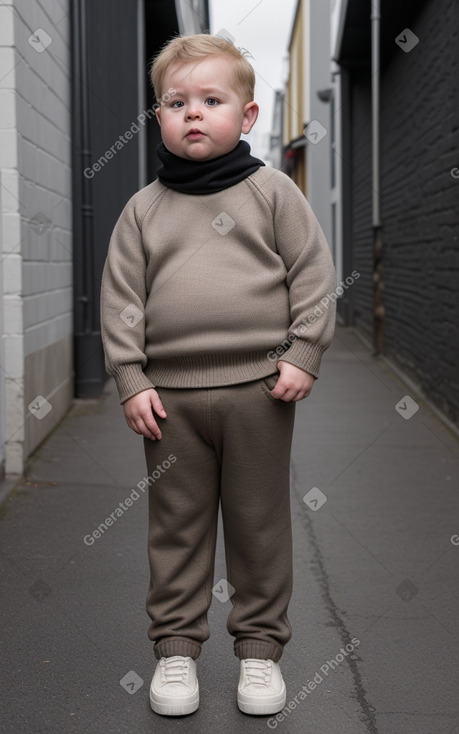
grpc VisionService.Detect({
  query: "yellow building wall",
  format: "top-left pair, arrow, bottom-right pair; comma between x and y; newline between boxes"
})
283,0 -> 308,196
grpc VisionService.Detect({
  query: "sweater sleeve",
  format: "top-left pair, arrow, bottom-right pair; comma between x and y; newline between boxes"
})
271,172 -> 337,378
100,196 -> 156,404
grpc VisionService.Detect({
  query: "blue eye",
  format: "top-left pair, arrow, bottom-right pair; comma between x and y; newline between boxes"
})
206,98 -> 219,106
171,100 -> 183,108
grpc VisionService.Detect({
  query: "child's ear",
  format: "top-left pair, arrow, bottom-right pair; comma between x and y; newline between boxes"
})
155,106 -> 161,126
241,101 -> 259,134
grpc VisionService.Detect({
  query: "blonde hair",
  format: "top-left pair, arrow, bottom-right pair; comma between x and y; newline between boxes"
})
150,34 -> 255,104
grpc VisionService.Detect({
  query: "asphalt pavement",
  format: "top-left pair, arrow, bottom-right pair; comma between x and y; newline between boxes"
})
0,324 -> 458,734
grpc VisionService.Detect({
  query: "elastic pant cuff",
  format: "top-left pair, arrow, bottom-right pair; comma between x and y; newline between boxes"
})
154,636 -> 202,661
234,639 -> 283,663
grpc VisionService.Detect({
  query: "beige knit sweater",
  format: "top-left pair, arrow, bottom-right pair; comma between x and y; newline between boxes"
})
100,166 -> 337,404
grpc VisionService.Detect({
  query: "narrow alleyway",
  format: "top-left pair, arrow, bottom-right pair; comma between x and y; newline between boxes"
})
0,324 -> 458,734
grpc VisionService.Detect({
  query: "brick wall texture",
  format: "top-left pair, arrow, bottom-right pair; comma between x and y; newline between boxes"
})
349,0 -> 459,425
0,0 -> 73,473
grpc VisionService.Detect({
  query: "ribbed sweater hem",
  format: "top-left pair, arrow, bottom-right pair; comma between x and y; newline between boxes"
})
144,350 -> 281,389
111,340 -> 331,404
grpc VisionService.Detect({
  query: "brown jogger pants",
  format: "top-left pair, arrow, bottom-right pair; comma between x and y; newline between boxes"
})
143,373 -> 296,663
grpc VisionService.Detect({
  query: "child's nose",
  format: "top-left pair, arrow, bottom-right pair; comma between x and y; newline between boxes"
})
186,106 -> 203,120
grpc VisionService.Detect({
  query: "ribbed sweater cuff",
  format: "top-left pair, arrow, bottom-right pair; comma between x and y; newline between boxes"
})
278,338 -> 326,378
110,364 -> 156,405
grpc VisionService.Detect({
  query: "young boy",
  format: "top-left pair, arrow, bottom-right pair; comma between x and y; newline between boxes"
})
100,34 -> 336,717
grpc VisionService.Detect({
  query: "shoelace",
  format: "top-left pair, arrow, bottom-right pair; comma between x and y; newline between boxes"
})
160,656 -> 190,684
242,658 -> 272,684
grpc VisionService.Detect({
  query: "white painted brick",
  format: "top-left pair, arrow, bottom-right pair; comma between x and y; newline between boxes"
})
18,67 -> 48,113
1,0 -> 72,476
51,160 -> 70,195
53,289 -> 71,318
28,113 -> 67,168
23,261 -> 45,294
3,294 -> 23,334
35,148 -> 53,189
1,211 -> 21,250
51,204 -> 72,232
4,334 -> 24,377
50,229 -> 71,261
19,140 -> 38,183
39,0 -> 69,29
15,94 -> 34,141
4,439 -> 24,475
0,48 -> 18,89
23,288 -> 72,328
2,252 -> 22,293
24,311 -> 72,355
0,6 -> 15,46
24,228 -> 49,263
45,261 -> 70,290
13,0 -> 40,32
5,376 -> 24,440
0,169 -> 20,212
23,293 -> 45,327
45,153 -> 65,193
0,129 -> 18,167
23,324 -> 40,355
21,180 -> 48,218
0,90 -> 16,128
24,34 -> 59,83
51,195 -> 71,227
61,287 -> 72,312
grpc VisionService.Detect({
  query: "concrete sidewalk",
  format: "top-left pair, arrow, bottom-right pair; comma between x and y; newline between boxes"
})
0,324 -> 458,734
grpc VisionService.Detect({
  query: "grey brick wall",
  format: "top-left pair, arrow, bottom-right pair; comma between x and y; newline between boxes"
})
0,0 -> 73,475
348,0 -> 459,425
349,72 -> 372,335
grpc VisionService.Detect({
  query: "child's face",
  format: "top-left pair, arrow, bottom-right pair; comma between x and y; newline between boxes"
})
155,55 -> 259,161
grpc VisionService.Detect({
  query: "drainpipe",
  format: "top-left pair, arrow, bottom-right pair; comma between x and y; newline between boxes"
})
371,0 -> 384,354
71,0 -> 105,397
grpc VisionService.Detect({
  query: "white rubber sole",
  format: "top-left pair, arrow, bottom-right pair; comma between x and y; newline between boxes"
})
237,681 -> 286,715
150,686 -> 199,716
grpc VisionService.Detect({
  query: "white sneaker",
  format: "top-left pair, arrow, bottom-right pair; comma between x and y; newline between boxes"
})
150,655 -> 199,716
237,658 -> 286,715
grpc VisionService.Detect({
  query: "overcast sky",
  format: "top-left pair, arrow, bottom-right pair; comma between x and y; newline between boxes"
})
208,0 -> 298,161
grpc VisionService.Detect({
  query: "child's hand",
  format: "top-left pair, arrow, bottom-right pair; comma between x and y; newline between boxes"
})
270,361 -> 316,402
122,389 -> 167,441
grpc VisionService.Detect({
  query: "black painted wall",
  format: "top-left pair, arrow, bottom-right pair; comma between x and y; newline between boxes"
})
71,0 -> 143,396
343,0 -> 459,424
71,0 -> 183,397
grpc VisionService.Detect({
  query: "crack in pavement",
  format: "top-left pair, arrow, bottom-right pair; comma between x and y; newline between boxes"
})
292,459 -> 379,733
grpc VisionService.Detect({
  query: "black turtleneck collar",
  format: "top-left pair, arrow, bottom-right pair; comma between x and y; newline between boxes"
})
155,140 -> 265,195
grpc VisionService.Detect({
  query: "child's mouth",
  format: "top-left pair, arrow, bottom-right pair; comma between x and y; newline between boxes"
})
187,130 -> 205,139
